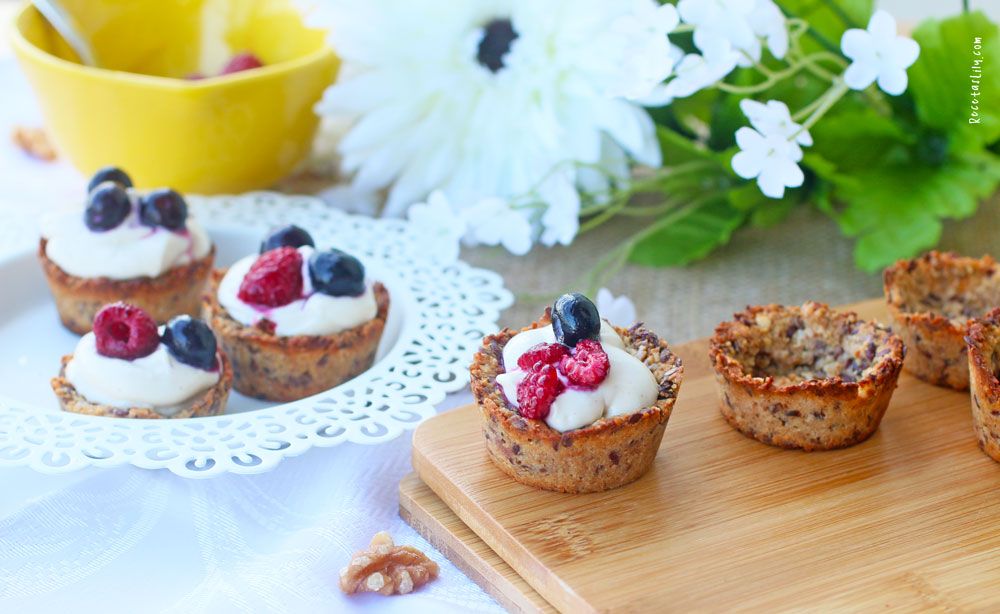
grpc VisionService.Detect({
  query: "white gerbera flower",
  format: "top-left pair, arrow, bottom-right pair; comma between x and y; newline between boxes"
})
841,10 -> 920,96
309,0 -> 677,249
596,288 -> 637,327
731,128 -> 805,199
406,190 -> 466,261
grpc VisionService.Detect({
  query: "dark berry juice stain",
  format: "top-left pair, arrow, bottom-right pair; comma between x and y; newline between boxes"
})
477,18 -> 518,72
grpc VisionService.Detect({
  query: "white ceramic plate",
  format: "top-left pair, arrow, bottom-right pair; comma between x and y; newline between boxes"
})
0,193 -> 512,477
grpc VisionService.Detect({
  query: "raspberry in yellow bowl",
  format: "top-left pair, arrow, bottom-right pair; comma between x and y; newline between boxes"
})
11,0 -> 338,194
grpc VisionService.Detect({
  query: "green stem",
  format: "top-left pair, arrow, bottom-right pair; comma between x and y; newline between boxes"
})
793,79 -> 849,138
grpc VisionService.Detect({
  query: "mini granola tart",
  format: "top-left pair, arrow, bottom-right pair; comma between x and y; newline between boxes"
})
470,293 -> 683,494
203,226 -> 389,402
884,251 -> 1000,390
51,303 -> 232,419
709,302 -> 904,451
965,308 -> 1000,463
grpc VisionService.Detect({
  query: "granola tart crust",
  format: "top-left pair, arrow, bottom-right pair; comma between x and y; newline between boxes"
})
470,313 -> 684,494
710,302 -> 904,452
966,308 -> 1000,463
884,251 -> 1000,390
38,238 -> 216,335
50,351 -> 233,419
202,269 -> 390,403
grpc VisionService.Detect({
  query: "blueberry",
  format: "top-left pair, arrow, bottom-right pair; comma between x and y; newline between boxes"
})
260,225 -> 315,253
162,315 -> 218,371
139,189 -> 188,230
85,182 -> 131,231
309,249 -> 366,297
552,293 -> 601,347
87,166 -> 133,193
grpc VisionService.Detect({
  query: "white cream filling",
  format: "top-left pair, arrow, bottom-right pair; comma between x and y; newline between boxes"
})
65,332 -> 220,415
496,322 -> 659,432
41,195 -> 211,280
217,246 -> 378,337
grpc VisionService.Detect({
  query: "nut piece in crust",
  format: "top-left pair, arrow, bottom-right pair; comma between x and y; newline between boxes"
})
470,312 -> 684,494
966,308 -> 1000,463
709,302 -> 904,451
884,251 -> 1000,390
339,531 -> 439,596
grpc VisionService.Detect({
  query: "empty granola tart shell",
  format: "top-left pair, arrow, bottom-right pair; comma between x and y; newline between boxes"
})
884,251 -> 1000,390
709,302 -> 904,451
966,308 -> 1000,463
39,238 -> 216,335
51,351 -> 233,419
470,313 -> 684,494
202,269 -> 389,402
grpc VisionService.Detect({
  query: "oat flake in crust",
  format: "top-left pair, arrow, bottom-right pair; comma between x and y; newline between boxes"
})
470,311 -> 683,494
884,251 -> 1000,390
709,302 -> 904,451
966,308 -> 1000,463
50,352 -> 233,419
202,269 -> 389,402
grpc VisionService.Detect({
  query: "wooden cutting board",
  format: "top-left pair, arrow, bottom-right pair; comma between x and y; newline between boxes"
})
408,299 -> 1000,612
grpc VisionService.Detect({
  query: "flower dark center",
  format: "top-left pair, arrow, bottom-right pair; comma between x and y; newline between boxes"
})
477,18 -> 518,73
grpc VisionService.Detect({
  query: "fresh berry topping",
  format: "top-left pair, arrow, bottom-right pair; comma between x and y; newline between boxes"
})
517,342 -> 569,371
161,315 -> 218,371
92,302 -> 159,360
559,338 -> 610,388
516,363 -> 564,420
308,249 -> 366,297
85,182 -> 131,231
237,246 -> 304,307
552,292 -> 601,347
221,53 -> 264,75
139,188 -> 188,230
87,166 -> 133,193
260,225 -> 315,254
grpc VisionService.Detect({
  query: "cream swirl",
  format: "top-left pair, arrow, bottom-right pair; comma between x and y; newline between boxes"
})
496,322 -> 659,432
41,195 -> 211,280
65,332 -> 220,416
217,246 -> 378,337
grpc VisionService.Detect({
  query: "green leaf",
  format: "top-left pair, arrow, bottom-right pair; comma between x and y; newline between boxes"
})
656,125 -> 724,166
627,199 -> 747,267
827,150 -> 1000,270
809,108 -> 912,172
908,11 -> 1000,150
775,0 -> 873,54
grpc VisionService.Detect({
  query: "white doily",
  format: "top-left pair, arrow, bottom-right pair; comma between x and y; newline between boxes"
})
0,193 -> 512,478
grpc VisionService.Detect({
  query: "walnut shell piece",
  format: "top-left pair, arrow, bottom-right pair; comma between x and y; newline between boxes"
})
709,302 -> 904,451
884,251 -> 1000,390
339,532 -> 439,596
966,308 -> 1000,463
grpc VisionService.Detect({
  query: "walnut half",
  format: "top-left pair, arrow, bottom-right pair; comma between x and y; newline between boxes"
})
339,531 -> 439,596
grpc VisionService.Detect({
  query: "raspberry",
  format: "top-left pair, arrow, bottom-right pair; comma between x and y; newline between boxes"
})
238,246 -> 304,307
93,302 -> 160,360
221,53 -> 264,75
516,363 -> 564,420
559,338 -> 610,388
516,342 -> 569,371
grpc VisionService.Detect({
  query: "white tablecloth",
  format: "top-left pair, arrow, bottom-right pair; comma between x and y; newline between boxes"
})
0,60 -> 503,614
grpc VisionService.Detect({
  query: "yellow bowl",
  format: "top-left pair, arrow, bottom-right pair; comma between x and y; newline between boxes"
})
11,0 -> 338,194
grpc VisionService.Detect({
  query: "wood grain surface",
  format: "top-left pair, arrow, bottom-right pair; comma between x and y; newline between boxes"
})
409,299 -> 1000,612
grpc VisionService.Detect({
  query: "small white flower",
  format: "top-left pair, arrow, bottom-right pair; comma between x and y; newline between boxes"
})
596,288 -> 637,327
841,10 -> 920,96
406,190 -> 466,261
731,127 -> 804,199
678,0 -> 786,67
461,197 -> 534,256
537,173 -> 581,247
748,0 -> 788,60
739,99 -> 812,149
662,49 -> 739,99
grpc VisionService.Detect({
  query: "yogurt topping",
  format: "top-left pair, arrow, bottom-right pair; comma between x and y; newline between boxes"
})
217,246 -> 378,337
496,322 -> 659,432
65,331 -> 219,416
41,194 -> 211,280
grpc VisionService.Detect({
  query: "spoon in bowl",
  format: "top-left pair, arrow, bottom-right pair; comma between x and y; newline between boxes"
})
32,0 -> 97,67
